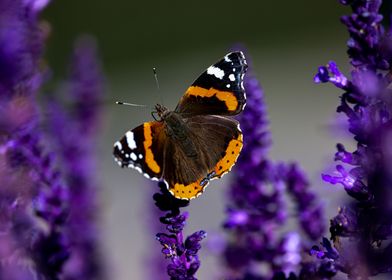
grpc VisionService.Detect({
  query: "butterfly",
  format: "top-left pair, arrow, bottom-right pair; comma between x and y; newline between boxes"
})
113,52 -> 247,200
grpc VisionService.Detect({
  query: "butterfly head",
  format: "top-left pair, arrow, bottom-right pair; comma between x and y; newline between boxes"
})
154,104 -> 170,121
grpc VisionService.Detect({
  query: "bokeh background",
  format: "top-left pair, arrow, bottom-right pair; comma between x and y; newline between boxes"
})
38,1 -> 391,279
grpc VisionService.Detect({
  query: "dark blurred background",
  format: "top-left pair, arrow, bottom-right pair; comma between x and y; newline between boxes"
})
40,1 -> 385,279
43,1 -> 349,74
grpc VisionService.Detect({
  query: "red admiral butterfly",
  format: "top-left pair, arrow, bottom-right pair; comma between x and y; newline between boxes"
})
113,52 -> 247,200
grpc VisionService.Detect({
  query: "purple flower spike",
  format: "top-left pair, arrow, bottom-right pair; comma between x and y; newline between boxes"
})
9,131 -> 71,280
68,36 -> 104,134
0,0 -> 75,278
222,50 -> 326,279
154,182 -> 206,279
314,61 -> 348,89
314,0 -> 392,278
47,36 -> 105,280
339,0 -> 386,69
0,0 -> 108,278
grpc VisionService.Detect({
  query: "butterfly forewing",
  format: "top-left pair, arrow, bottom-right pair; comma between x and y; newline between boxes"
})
175,51 -> 247,117
113,121 -> 165,180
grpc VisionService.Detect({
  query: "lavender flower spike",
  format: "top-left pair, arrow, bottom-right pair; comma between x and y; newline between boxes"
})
222,53 -> 284,279
222,49 -> 327,279
314,0 -> 392,278
48,36 -> 105,280
0,0 -> 73,278
154,182 -> 206,280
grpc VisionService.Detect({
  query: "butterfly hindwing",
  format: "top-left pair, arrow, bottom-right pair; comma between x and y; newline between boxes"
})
113,121 -> 165,180
163,115 -> 243,200
175,51 -> 247,117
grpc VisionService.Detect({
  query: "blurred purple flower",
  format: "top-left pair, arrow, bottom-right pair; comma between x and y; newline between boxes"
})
0,0 -> 106,279
222,64 -> 284,278
47,36 -> 105,280
68,36 -> 104,134
0,0 -> 73,278
0,0 -> 47,98
285,164 -> 325,241
222,51 -> 325,279
314,0 -> 392,278
154,182 -> 206,280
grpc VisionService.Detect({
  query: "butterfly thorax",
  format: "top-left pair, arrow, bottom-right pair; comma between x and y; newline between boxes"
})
155,104 -> 198,158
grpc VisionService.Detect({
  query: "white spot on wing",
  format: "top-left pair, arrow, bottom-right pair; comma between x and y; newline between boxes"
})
237,123 -> 242,132
224,54 -> 231,62
139,154 -> 143,159
229,74 -> 235,81
125,131 -> 137,149
114,141 -> 122,150
207,66 -> 225,79
130,153 -> 137,161
114,157 -> 122,166
135,166 -> 142,174
226,84 -> 230,88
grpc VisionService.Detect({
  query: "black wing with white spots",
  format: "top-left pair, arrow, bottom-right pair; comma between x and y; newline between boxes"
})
175,51 -> 247,117
113,121 -> 165,181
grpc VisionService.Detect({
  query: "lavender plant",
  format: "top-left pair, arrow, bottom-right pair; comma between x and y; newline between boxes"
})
154,182 -> 206,280
222,54 -> 325,279
4,0 -> 392,279
313,0 -> 392,278
0,0 -> 104,279
0,0 -> 70,278
47,37 -> 105,280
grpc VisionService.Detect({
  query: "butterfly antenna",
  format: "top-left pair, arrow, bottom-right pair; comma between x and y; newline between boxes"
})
153,67 -> 160,90
153,67 -> 164,105
115,101 -> 148,107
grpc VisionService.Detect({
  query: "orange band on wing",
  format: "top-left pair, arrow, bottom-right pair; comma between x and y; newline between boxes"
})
169,180 -> 205,200
214,134 -> 243,177
143,123 -> 161,174
186,86 -> 239,111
